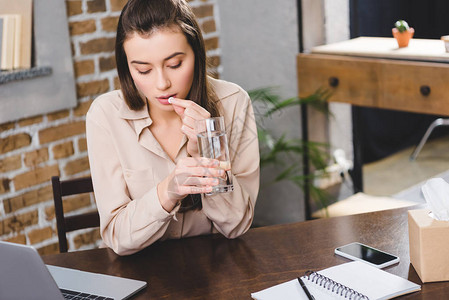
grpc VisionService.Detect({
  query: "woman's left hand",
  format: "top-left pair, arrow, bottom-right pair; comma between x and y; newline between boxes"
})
169,97 -> 211,157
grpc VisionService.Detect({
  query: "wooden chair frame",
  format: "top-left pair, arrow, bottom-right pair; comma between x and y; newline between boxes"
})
51,175 -> 100,253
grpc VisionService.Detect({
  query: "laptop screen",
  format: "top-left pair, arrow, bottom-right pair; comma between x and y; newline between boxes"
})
0,241 -> 147,300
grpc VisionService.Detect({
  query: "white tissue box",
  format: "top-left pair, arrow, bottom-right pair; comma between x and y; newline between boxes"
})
408,209 -> 449,282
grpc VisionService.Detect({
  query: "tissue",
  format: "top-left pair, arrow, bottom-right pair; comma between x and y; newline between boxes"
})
421,178 -> 449,221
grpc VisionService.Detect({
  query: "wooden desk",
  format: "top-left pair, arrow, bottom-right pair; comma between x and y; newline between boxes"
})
297,37 -> 449,198
43,206 -> 449,299
297,37 -> 449,116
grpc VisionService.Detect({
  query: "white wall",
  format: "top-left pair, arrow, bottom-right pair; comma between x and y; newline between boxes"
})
324,0 -> 352,162
217,0 -> 299,98
217,0 -> 351,225
302,0 -> 352,161
217,0 -> 306,225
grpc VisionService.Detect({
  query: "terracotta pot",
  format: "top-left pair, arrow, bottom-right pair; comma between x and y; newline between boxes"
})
441,35 -> 449,53
392,27 -> 415,48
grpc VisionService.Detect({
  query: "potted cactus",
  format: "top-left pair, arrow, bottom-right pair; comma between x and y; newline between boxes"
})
392,20 -> 414,48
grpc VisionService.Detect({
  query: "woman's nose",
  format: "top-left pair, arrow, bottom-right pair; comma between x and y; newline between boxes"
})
156,70 -> 171,90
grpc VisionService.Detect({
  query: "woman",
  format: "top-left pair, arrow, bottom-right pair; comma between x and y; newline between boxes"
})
86,0 -> 259,255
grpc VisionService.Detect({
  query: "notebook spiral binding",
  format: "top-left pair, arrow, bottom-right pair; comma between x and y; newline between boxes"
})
304,270 -> 370,300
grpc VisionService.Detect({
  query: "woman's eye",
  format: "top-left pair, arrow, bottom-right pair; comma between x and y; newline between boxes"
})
138,69 -> 151,75
168,61 -> 182,69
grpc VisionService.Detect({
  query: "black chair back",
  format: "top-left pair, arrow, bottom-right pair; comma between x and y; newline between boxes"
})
51,176 -> 99,253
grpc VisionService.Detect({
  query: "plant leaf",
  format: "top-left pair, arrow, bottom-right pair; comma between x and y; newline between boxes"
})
248,86 -> 335,216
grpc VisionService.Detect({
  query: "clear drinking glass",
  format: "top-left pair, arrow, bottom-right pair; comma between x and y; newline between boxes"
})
196,116 -> 234,194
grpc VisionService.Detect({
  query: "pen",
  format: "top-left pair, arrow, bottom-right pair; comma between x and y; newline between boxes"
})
297,277 -> 315,300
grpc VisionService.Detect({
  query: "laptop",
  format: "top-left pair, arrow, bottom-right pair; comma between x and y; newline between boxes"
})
0,241 -> 147,300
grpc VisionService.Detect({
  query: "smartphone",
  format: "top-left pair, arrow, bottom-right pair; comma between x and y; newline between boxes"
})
334,242 -> 400,268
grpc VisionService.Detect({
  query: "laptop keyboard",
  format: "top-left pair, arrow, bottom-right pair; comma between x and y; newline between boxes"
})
60,288 -> 114,300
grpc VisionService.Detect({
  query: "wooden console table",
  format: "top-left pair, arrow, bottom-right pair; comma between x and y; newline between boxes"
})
297,37 -> 449,216
298,37 -> 449,116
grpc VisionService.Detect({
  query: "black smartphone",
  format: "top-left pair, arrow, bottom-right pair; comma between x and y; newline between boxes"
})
335,242 -> 400,268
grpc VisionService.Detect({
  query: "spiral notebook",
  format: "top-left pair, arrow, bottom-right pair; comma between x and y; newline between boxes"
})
251,261 -> 421,300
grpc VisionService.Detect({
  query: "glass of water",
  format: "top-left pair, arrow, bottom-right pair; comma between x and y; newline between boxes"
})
196,116 -> 233,194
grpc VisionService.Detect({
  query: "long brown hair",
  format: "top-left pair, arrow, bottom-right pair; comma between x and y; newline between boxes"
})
115,0 -> 219,117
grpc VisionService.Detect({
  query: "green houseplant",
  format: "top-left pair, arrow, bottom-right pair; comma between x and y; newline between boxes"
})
249,87 -> 334,216
392,20 -> 414,48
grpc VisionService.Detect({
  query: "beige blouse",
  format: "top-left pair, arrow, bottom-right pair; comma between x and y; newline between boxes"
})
86,77 -> 260,255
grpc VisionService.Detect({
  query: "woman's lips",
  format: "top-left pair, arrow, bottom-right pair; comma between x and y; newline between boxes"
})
157,94 -> 176,105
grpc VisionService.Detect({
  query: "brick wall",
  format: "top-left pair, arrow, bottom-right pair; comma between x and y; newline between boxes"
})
0,0 -> 220,254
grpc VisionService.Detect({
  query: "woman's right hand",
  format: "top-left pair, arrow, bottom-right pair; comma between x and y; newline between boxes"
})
157,157 -> 223,212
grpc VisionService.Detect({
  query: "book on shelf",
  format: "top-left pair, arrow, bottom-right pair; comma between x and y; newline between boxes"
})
251,261 -> 421,300
0,17 -> 3,68
0,14 -> 16,70
0,0 -> 33,70
13,14 -> 21,69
